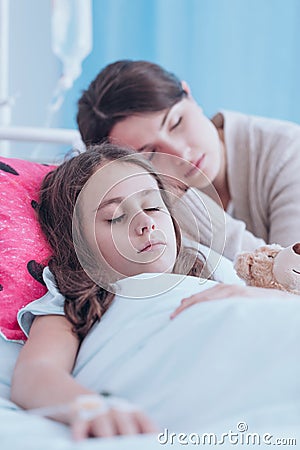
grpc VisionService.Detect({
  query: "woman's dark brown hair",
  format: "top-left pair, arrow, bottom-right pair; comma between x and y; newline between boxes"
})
38,143 -> 205,340
77,60 -> 187,146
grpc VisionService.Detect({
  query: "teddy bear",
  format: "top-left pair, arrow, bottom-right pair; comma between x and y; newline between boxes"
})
234,242 -> 300,295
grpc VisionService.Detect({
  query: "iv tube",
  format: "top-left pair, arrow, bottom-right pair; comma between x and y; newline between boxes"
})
50,0 -> 93,114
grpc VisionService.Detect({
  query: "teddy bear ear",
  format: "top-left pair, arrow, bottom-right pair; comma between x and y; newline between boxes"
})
234,252 -> 253,282
259,244 -> 282,257
292,243 -> 300,255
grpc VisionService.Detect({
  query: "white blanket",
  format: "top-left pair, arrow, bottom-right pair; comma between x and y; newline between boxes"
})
74,274 -> 300,435
1,269 -> 300,448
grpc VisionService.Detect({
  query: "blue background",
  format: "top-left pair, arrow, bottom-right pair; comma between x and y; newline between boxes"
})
5,0 -> 300,160
61,0 -> 300,128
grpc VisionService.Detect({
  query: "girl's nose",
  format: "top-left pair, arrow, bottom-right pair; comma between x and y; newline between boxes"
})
134,213 -> 155,236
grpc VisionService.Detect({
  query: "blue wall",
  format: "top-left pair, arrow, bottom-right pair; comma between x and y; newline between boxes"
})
60,0 -> 300,130
6,0 -> 300,161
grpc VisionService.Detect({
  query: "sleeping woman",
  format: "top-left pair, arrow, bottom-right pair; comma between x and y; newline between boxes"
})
77,60 -> 300,260
10,143 -> 295,440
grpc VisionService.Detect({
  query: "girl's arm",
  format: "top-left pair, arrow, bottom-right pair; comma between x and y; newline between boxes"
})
11,315 -> 87,409
170,284 -> 294,319
11,315 -> 157,439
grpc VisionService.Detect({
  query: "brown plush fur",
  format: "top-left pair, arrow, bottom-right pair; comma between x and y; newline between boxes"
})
234,244 -> 285,290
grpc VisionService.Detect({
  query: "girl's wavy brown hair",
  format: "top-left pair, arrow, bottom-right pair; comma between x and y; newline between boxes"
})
38,143 -> 206,340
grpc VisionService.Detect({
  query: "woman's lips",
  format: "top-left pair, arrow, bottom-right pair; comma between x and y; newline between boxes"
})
185,154 -> 206,178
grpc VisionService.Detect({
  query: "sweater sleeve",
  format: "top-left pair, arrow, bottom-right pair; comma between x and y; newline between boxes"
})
267,140 -> 300,248
17,267 -> 65,337
223,111 -> 300,251
181,189 -> 265,261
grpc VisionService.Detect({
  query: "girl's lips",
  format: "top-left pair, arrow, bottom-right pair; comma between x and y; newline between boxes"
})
139,242 -> 166,253
185,154 -> 206,178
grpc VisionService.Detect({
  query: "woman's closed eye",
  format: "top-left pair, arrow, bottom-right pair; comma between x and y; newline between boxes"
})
170,116 -> 182,131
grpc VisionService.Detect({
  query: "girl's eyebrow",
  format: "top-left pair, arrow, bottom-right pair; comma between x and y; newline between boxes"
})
97,189 -> 160,211
97,197 -> 124,211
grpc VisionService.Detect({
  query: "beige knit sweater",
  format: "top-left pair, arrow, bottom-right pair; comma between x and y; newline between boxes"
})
182,110 -> 300,261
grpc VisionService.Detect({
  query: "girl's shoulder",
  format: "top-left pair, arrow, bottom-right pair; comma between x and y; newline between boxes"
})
17,267 -> 65,338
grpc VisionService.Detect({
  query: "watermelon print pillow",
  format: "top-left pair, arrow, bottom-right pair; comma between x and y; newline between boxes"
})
0,157 -> 56,342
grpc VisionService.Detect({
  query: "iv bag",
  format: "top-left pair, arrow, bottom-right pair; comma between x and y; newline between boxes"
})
51,0 -> 93,112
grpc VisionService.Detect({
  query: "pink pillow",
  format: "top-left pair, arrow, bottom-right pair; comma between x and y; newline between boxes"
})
0,157 -> 56,342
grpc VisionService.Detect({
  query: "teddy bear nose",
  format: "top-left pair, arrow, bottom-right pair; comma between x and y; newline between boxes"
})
292,243 -> 300,255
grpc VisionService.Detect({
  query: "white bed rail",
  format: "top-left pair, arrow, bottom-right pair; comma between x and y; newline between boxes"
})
0,125 -> 82,146
0,0 -> 11,155
0,125 -> 85,161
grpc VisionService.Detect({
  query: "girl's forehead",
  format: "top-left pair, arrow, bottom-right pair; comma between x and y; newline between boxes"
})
81,161 -> 159,209
103,163 -> 158,195
96,160 -> 154,183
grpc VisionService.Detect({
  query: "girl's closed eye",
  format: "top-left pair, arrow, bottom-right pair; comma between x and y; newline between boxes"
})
144,206 -> 162,212
108,207 -> 164,224
107,214 -> 125,224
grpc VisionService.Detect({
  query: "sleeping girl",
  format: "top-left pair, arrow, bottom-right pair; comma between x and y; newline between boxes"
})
10,143 -> 294,440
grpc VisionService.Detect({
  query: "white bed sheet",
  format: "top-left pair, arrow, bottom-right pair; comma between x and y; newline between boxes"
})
1,251 -> 299,449
1,399 -> 299,450
74,276 -> 300,435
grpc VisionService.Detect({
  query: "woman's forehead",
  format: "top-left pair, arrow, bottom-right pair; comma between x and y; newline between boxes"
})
109,111 -> 166,150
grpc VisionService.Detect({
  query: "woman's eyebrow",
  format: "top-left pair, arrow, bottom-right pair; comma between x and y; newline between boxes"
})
137,107 -> 173,153
160,106 -> 172,128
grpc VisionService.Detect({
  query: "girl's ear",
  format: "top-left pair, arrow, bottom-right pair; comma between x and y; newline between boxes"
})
181,80 -> 191,96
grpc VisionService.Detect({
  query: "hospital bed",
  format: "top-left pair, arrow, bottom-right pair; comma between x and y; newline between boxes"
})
0,128 -> 300,450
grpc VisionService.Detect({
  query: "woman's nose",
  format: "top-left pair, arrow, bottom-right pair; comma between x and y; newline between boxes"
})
134,213 -> 155,236
161,140 -> 190,159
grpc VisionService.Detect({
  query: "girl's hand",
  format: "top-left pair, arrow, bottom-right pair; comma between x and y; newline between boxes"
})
72,408 -> 158,440
70,395 -> 158,440
170,283 -> 291,319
